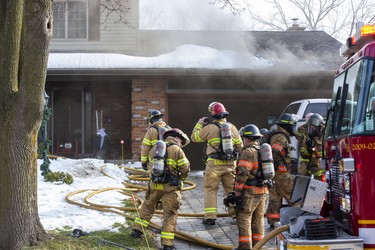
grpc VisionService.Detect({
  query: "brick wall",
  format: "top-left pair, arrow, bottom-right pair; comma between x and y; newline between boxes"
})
131,79 -> 168,160
94,83 -> 131,160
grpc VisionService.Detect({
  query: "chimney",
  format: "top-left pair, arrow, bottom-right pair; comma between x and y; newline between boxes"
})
287,18 -> 306,31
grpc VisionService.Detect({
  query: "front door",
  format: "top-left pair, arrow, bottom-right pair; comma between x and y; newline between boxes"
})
51,88 -> 83,157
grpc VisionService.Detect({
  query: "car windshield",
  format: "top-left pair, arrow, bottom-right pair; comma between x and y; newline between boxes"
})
304,103 -> 329,119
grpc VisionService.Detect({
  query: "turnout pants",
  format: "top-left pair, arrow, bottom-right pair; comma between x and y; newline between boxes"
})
203,159 -> 236,219
266,172 -> 296,226
236,192 -> 267,249
133,185 -> 181,247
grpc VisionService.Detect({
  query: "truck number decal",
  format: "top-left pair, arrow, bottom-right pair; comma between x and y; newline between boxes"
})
352,143 -> 375,150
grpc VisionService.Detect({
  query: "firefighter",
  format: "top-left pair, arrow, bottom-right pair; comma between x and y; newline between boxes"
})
297,113 -> 325,178
258,127 -> 269,145
141,110 -> 171,171
266,113 -> 298,228
234,124 -> 269,249
295,113 -> 313,175
131,128 -> 190,250
191,102 -> 243,225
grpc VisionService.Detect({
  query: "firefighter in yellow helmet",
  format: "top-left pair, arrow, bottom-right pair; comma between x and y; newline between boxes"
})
131,128 -> 190,250
191,102 -> 243,225
140,110 -> 171,171
296,113 -> 325,179
266,113 -> 298,228
233,124 -> 269,249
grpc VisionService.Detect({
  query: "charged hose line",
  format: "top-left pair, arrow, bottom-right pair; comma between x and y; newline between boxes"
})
253,225 -> 289,250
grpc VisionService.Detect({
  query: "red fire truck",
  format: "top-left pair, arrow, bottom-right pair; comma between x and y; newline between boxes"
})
323,21 -> 375,249
274,21 -> 375,249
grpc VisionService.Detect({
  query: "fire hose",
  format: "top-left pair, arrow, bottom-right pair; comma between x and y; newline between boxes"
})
65,164 -> 281,249
253,225 -> 289,250
66,188 -> 234,249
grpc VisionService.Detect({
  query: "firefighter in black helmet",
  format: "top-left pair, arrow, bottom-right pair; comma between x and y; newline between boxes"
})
233,124 -> 269,249
266,113 -> 299,228
140,110 -> 171,171
258,127 -> 270,145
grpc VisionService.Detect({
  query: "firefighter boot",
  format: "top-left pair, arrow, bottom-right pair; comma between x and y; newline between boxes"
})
163,245 -> 175,250
202,218 -> 216,225
130,229 -> 143,238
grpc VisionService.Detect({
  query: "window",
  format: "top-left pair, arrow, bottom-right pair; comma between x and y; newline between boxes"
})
304,103 -> 329,119
352,60 -> 375,135
53,0 -> 88,39
328,59 -> 375,136
338,61 -> 362,135
283,103 -> 301,116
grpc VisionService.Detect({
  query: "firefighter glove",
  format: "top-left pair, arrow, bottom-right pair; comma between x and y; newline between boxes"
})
198,117 -> 209,126
306,138 -> 315,153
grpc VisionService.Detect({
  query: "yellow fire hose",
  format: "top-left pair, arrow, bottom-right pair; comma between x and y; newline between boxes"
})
62,163 -> 282,249
66,188 -> 234,249
253,225 -> 289,250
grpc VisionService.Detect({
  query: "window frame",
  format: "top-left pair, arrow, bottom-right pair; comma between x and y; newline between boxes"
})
52,0 -> 89,40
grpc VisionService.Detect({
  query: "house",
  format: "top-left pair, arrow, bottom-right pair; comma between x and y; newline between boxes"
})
46,0 -> 343,170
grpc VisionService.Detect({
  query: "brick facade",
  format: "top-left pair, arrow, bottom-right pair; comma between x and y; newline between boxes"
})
131,79 -> 168,160
94,83 -> 132,160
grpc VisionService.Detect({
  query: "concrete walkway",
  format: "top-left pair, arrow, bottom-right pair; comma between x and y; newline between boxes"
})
151,171 -> 277,250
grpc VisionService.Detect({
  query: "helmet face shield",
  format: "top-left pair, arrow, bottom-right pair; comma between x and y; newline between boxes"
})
309,117 -> 322,126
308,124 -> 322,136
307,113 -> 324,136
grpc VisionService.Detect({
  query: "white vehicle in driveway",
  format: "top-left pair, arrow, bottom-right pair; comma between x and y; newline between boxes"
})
279,98 -> 331,160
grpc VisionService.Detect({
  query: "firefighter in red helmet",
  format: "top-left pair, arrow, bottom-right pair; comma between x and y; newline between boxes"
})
266,113 -> 299,228
140,110 -> 171,171
131,128 -> 190,250
191,102 -> 243,225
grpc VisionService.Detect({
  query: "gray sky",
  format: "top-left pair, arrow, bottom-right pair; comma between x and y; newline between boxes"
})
139,0 -> 367,43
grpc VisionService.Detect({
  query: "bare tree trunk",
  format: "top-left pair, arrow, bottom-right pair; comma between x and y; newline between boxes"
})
0,0 -> 52,249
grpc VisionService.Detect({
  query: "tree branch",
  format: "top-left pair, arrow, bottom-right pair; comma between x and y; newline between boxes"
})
210,0 -> 245,15
99,0 -> 132,29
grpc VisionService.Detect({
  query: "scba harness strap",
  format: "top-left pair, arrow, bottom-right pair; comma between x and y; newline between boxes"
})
151,143 -> 181,186
267,130 -> 290,171
241,144 -> 268,187
205,122 -> 238,161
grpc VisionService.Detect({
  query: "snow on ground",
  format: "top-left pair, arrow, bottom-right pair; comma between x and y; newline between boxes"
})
37,158 -> 141,233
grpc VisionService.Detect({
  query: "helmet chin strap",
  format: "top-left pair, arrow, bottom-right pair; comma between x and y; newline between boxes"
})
175,136 -> 182,146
